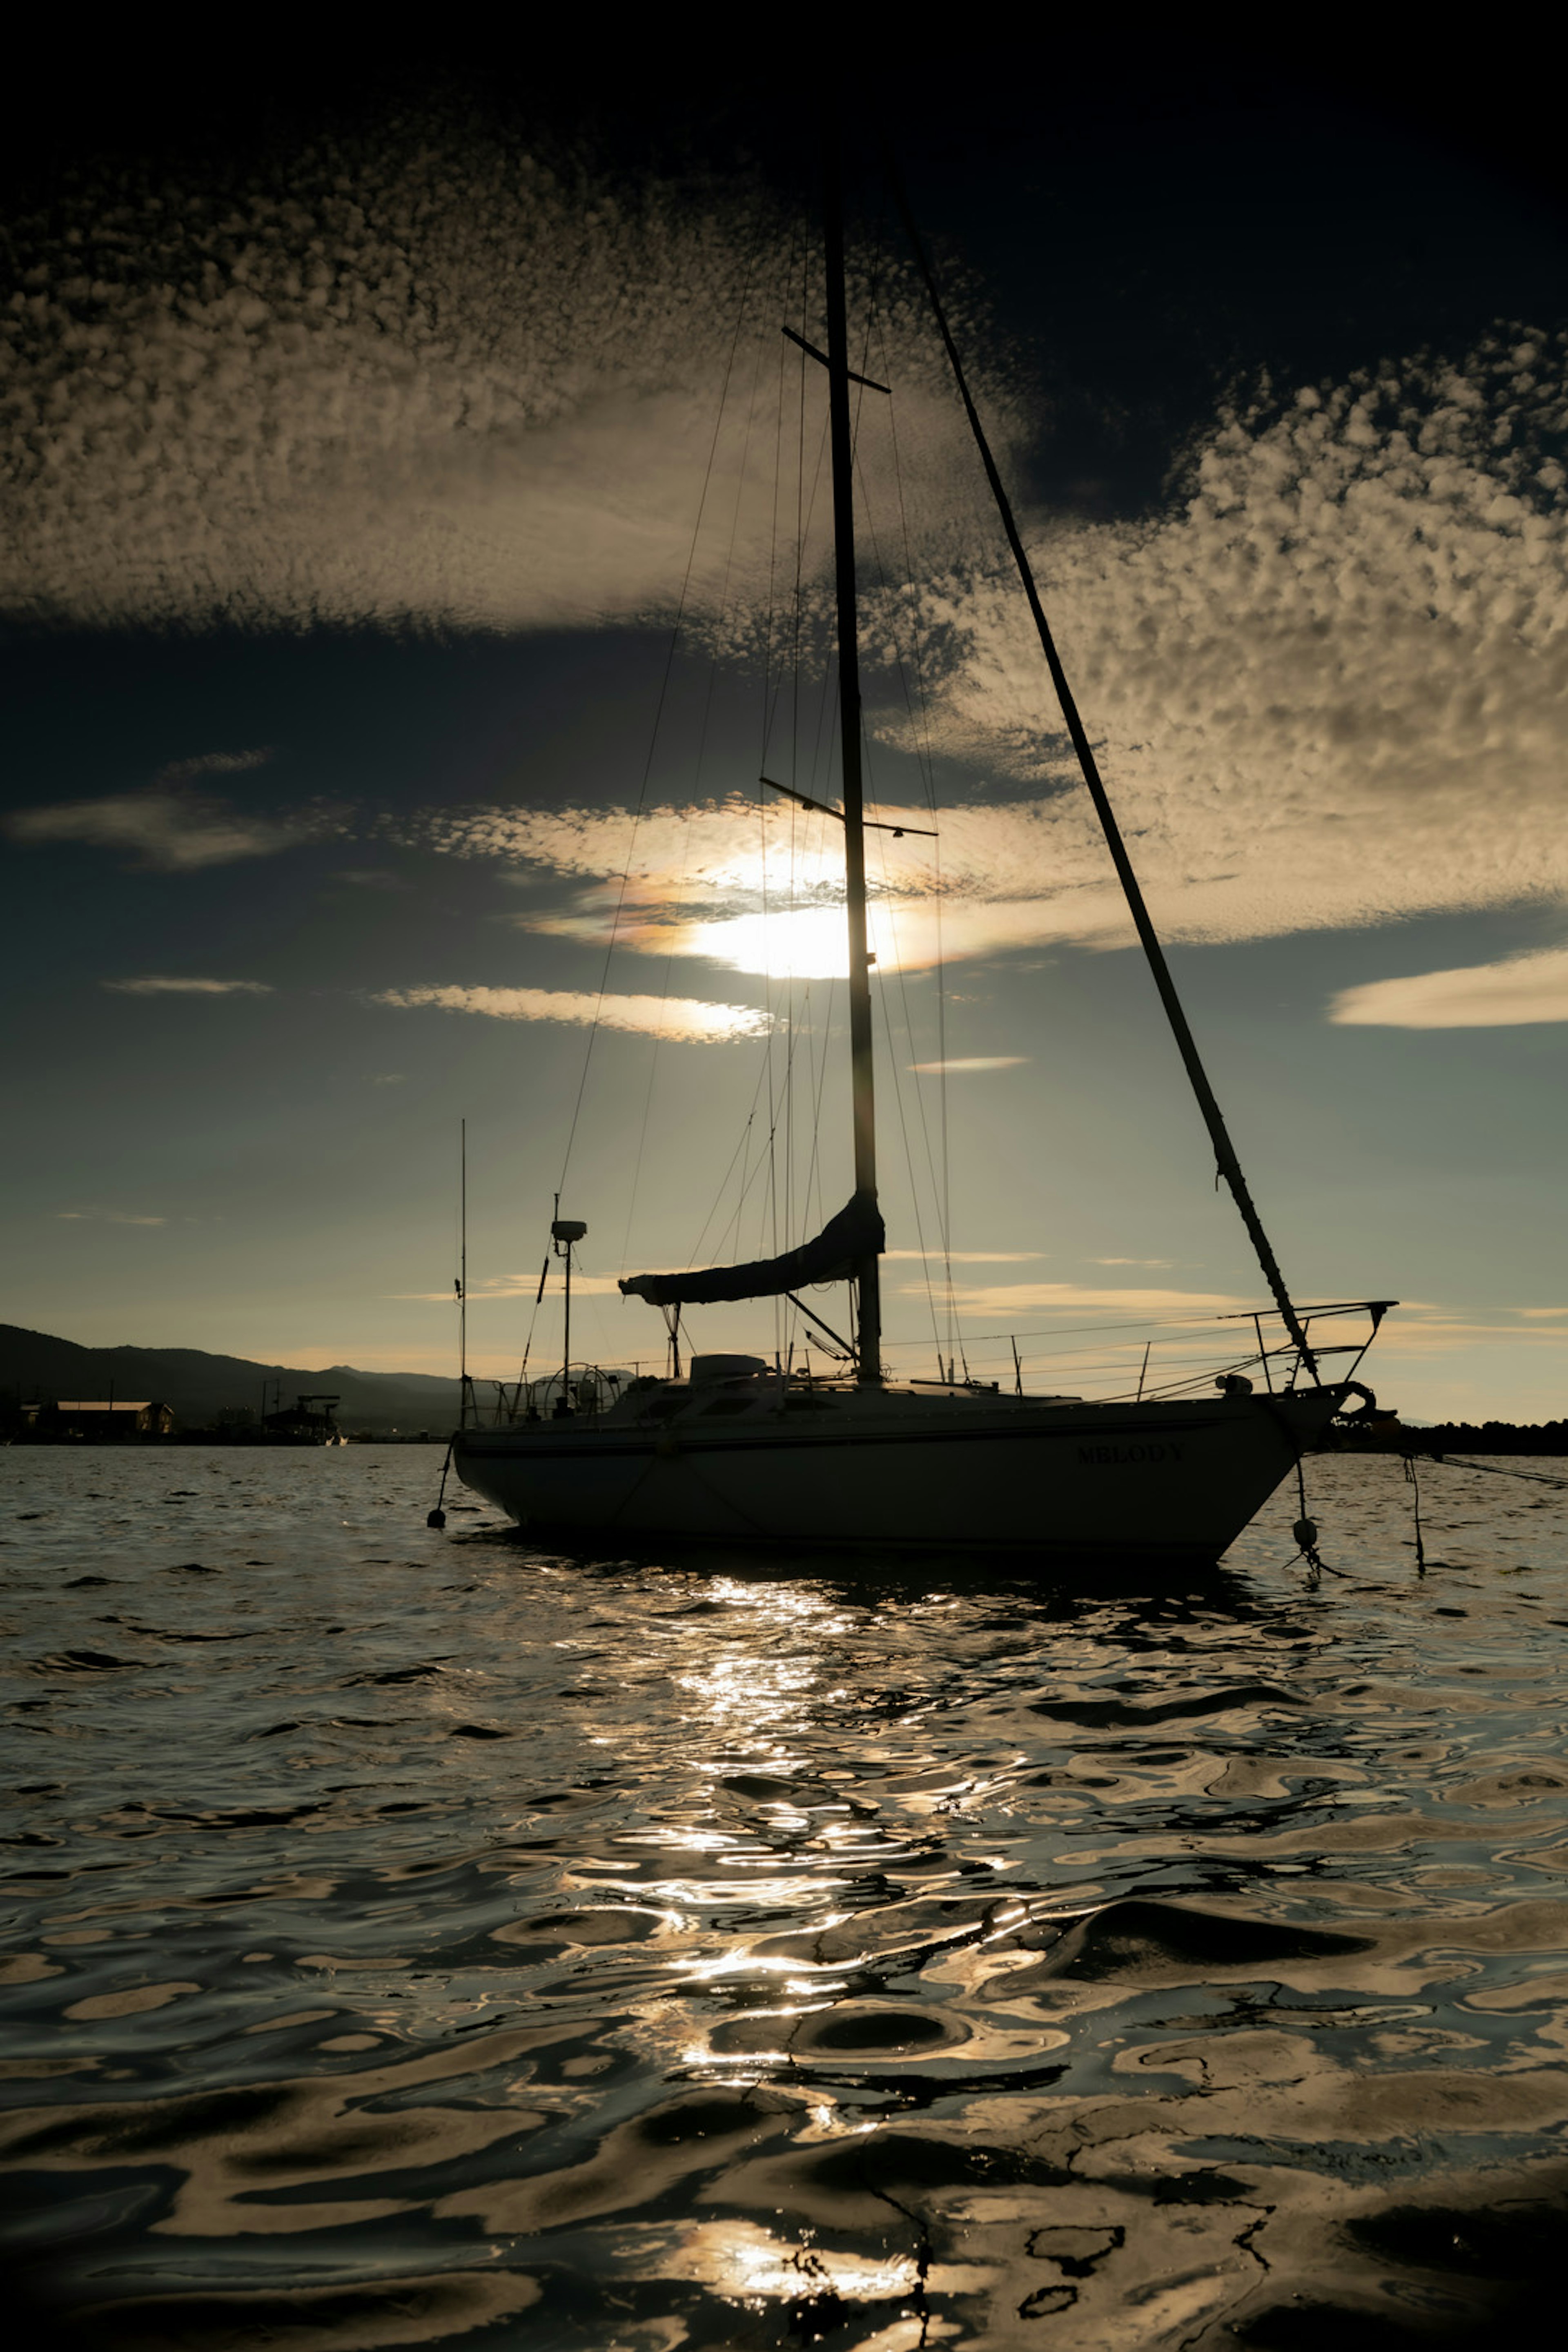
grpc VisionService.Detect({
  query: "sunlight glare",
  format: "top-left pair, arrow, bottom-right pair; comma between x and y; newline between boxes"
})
659,2219 -> 920,2305
675,904 -> 851,980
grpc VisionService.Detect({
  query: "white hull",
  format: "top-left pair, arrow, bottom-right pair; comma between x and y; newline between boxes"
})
454,1381 -> 1344,1567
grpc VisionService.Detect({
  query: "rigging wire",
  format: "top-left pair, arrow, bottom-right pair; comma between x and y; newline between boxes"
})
881,331 -> 957,1374
619,225 -> 818,1298
870,897 -> 943,1357
887,165 -> 1319,1380
847,192 -> 959,1368
686,1053 -> 776,1272
860,748 -> 942,1354
621,235 -> 786,1287
746,231 -> 840,1364
846,352 -> 964,1365
759,233 -> 794,1311
876,1298 -> 1378,1350
842,251 -> 956,1359
557,206 -> 772,1205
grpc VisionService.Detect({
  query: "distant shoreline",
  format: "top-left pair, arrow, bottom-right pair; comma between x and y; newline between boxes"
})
1328,1420 -> 1568,1457
4,1429 -> 446,1447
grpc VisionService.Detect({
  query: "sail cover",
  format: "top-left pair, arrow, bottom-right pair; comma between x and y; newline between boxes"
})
619,1192 -> 884,1309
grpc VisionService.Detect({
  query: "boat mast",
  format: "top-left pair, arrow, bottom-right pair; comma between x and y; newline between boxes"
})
822,133 -> 882,1384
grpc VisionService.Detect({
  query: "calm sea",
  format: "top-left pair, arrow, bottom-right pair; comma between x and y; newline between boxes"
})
2,1445 -> 1566,2350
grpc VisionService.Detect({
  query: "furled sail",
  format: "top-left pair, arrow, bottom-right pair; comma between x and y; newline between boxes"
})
619,1192 -> 884,1308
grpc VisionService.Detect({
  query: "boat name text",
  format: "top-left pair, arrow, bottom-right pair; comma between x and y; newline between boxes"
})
1078,1441 -> 1185,1466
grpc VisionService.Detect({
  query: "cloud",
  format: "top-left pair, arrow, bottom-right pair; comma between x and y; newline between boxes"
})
908,1056 -> 1026,1073
919,1281 -> 1252,1317
897,334 -> 1568,953
156,749 -> 272,783
9,113 -> 1565,970
0,119 -> 991,636
1091,1256 -> 1176,1267
103,975 -> 273,995
368,983 -> 767,1042
394,1272 -> 627,1301
884,1250 -> 1044,1262
408,331 -> 1568,977
1367,1305 -> 1568,1359
1330,945 -> 1568,1027
56,1209 -> 166,1225
8,791 -> 315,871
416,793 -> 1134,977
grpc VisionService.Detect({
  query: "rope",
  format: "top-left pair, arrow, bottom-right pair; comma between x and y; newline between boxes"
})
1404,1454 -> 1427,1575
1403,1451 -> 1568,1491
425,1438 -> 455,1530
1288,1446 -> 1567,1593
1276,1434 -> 1325,1576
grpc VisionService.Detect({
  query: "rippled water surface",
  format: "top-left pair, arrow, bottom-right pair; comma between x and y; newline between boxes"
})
3,1445 -> 1568,2349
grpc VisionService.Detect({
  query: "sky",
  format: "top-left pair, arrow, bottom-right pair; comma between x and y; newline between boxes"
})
2,45 -> 1565,1420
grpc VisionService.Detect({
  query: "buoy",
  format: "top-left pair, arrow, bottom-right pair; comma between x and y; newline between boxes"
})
1292,1516 -> 1318,1550
426,1506 -> 447,1529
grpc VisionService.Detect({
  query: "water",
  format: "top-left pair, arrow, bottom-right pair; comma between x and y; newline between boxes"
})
2,1446 -> 1566,2350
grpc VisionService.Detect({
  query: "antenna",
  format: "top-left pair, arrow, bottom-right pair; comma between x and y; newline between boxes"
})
550,1197 -> 588,1415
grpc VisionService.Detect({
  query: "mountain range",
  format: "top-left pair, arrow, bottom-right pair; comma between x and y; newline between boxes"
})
0,1323 -> 461,1433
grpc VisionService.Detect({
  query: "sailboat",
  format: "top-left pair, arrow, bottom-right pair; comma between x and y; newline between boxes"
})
453,149 -> 1390,1568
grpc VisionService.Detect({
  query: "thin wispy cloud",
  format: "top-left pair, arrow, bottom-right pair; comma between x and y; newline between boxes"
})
917,1280 -> 1252,1316
56,1209 -> 166,1226
1370,1305 -> 1568,1358
909,1056 -> 1026,1074
884,1249 -> 1044,1263
104,976 -> 273,996
8,791 -> 317,871
394,1272 -> 628,1302
368,983 -> 768,1042
1330,946 -> 1568,1027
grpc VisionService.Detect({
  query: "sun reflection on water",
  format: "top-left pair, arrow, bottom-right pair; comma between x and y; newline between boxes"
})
670,1578 -> 857,1740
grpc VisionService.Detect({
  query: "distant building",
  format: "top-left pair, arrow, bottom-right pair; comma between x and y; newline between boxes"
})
46,1401 -> 176,1439
261,1393 -> 341,1441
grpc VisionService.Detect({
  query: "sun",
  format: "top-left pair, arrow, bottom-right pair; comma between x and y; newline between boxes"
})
664,886 -> 947,981
676,904 -> 851,980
